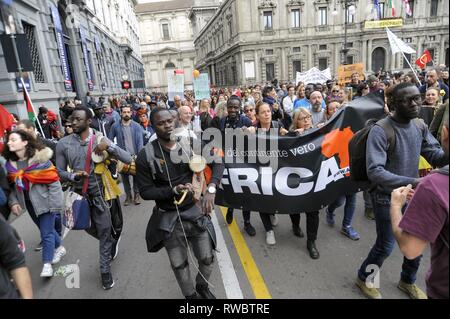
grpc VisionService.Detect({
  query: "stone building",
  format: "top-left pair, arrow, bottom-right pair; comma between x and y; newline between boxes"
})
193,0 -> 449,87
136,0 -> 220,92
0,0 -> 144,118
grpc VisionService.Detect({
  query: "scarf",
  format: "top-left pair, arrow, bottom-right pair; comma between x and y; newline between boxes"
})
94,161 -> 121,201
6,161 -> 60,191
263,96 -> 276,106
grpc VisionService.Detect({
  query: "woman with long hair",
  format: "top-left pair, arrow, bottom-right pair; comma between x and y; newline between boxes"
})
250,102 -> 291,246
198,98 -> 216,131
210,101 -> 228,129
3,130 -> 65,277
288,108 -> 321,259
420,87 -> 441,126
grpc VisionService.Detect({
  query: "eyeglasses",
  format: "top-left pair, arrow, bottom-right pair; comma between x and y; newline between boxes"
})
298,115 -> 311,121
244,108 -> 254,113
332,90 -> 340,93
65,125 -> 72,128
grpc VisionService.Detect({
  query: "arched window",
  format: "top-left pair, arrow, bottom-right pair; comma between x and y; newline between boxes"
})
165,62 -> 176,69
372,47 -> 386,73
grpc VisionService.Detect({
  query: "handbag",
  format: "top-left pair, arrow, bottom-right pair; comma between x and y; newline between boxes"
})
63,134 -> 94,230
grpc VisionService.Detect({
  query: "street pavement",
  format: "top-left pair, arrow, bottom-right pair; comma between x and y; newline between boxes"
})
12,192 -> 429,299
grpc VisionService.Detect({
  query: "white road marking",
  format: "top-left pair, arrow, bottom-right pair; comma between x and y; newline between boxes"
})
211,209 -> 244,299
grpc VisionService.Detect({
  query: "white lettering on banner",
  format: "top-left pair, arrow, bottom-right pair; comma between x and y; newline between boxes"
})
261,167 -> 273,195
314,157 -> 346,192
222,156 -> 348,196
275,167 -> 314,196
289,143 -> 316,156
228,168 -> 261,194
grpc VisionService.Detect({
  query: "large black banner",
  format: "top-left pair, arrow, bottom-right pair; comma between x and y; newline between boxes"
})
215,90 -> 386,213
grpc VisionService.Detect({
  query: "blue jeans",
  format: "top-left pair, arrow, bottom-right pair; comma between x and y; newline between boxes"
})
327,193 -> 357,227
357,192 -> 421,284
29,210 -> 61,264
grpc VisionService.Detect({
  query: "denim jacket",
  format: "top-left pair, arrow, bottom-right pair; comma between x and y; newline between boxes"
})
108,121 -> 144,155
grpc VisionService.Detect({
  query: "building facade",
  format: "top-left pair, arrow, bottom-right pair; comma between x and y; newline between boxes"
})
194,0 -> 449,87
137,0 -> 196,92
0,0 -> 144,119
136,0 -> 220,92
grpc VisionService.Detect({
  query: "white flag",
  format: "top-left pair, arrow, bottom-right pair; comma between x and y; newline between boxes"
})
403,0 -> 412,16
386,27 -> 416,55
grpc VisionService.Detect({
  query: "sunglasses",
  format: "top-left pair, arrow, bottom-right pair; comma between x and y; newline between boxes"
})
65,125 -> 72,128
244,108 -> 254,113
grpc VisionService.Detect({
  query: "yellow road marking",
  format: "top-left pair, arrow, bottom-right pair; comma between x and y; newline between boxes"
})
219,206 -> 272,299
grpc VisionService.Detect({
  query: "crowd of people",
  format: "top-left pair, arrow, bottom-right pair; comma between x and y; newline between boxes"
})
0,64 -> 448,300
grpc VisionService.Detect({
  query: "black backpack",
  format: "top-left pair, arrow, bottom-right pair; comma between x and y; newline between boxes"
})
348,116 -> 427,182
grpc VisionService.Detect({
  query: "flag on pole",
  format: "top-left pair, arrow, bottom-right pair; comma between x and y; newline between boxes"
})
23,82 -> 36,122
389,0 -> 396,17
386,27 -> 416,55
373,0 -> 382,20
415,49 -> 433,69
403,0 -> 412,16
0,103 -> 14,153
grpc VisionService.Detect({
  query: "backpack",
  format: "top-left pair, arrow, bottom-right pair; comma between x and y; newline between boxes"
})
348,116 -> 427,182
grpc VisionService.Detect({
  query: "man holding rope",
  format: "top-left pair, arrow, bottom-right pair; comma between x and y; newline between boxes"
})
136,107 -> 224,299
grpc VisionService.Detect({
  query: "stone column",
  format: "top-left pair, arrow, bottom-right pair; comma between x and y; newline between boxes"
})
367,39 -> 373,72
241,51 -> 246,85
417,36 -> 423,61
280,47 -> 287,81
334,42 -> 340,71
362,39 -> 367,73
439,35 -> 446,65
307,45 -> 312,69
254,50 -> 260,83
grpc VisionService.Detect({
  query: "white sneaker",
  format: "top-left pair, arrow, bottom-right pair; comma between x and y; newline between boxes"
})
52,246 -> 67,264
40,263 -> 53,277
270,214 -> 279,227
266,230 -> 276,245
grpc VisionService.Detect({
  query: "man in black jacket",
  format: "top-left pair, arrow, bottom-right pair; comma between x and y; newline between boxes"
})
219,96 -> 256,236
0,215 -> 33,299
136,107 -> 224,299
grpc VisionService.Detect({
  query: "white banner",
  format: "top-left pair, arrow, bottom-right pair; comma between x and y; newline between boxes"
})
193,73 -> 210,101
296,67 -> 332,85
244,61 -> 255,79
167,70 -> 185,102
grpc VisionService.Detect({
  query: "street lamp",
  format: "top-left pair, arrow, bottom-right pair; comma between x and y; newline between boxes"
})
333,0 -> 356,65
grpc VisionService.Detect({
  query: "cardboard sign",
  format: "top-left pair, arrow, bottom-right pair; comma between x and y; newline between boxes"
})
337,63 -> 365,86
